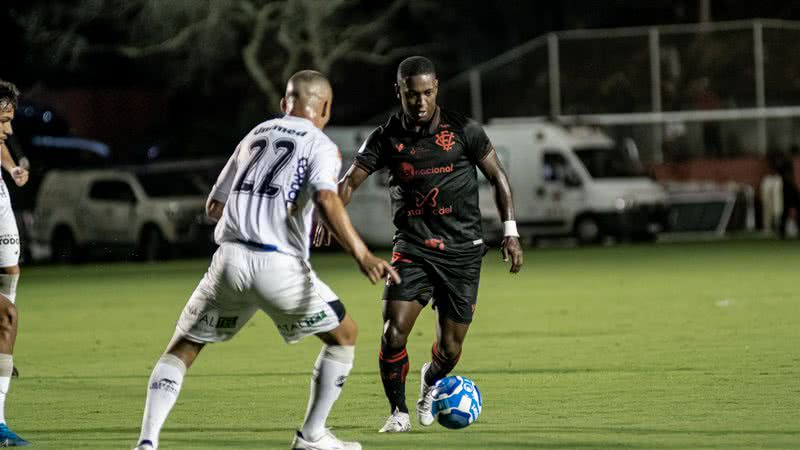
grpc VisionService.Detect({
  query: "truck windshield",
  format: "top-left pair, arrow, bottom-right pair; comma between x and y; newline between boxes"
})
574,146 -> 644,178
137,172 -> 208,197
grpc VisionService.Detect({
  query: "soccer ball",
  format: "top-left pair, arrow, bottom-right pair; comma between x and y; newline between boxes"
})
430,375 -> 482,429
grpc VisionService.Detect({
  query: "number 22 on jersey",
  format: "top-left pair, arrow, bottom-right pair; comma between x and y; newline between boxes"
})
233,138 -> 296,197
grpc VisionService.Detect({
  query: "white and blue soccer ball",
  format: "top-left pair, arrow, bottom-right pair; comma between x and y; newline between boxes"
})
430,375 -> 482,429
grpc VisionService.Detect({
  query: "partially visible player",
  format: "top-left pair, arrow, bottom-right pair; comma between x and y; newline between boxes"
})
315,56 -> 522,433
132,70 -> 399,450
0,80 -> 30,446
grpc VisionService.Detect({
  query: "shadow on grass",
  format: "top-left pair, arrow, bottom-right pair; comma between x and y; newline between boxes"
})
20,366 -> 672,381
27,425 -> 799,449
521,426 -> 800,436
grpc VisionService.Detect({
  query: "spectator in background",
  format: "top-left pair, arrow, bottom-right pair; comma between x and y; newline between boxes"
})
777,155 -> 800,238
761,152 -> 784,234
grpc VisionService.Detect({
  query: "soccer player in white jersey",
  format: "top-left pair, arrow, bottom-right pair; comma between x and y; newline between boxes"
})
132,70 -> 399,450
0,80 -> 30,447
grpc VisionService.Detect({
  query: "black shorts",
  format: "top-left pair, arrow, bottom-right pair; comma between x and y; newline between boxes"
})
383,251 -> 482,324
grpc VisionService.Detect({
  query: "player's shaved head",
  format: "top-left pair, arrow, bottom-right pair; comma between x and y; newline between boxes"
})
282,70 -> 333,129
286,70 -> 332,104
397,56 -> 437,82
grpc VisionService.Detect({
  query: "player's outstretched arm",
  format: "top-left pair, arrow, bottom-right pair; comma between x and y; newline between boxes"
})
314,189 -> 400,285
477,149 -> 523,273
313,164 -> 370,247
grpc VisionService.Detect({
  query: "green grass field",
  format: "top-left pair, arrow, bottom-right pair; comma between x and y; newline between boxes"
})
8,240 -> 800,449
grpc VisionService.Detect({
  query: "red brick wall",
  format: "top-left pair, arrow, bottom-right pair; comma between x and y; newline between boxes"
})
650,156 -> 800,191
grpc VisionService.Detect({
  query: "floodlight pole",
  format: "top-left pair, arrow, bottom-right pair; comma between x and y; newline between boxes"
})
548,33 -> 561,117
649,27 -> 664,163
469,69 -> 484,123
753,21 -> 767,154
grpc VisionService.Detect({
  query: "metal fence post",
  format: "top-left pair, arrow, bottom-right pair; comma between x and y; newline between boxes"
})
469,69 -> 484,123
754,20 -> 767,154
649,27 -> 663,163
548,33 -> 561,117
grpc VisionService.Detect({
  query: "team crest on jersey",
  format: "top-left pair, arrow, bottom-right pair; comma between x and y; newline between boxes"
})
435,130 -> 456,152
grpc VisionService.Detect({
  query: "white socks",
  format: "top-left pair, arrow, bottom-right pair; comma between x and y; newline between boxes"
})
301,345 -> 354,442
0,354 -> 12,425
137,354 -> 186,449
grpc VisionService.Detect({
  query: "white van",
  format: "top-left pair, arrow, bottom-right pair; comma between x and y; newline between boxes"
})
482,120 -> 669,244
326,121 -> 669,246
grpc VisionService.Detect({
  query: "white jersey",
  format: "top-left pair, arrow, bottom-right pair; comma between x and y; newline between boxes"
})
0,171 -> 20,268
209,115 -> 341,260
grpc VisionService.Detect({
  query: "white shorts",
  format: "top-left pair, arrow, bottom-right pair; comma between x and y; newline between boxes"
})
176,242 -> 343,344
0,188 -> 19,268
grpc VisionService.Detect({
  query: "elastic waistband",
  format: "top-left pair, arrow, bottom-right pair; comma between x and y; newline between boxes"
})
237,239 -> 278,252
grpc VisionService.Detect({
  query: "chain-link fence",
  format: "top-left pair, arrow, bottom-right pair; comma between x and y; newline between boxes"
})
434,19 -> 800,163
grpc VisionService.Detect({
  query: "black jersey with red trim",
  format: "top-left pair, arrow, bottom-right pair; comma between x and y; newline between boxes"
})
354,107 -> 492,260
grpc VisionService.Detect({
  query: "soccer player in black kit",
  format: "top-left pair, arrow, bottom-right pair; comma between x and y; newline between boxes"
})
316,56 -> 523,432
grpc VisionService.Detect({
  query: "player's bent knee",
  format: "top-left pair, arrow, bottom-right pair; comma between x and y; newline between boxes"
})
0,266 -> 20,276
0,303 -> 17,337
382,324 -> 409,349
319,314 -> 358,346
437,340 -> 462,361
165,336 -> 205,369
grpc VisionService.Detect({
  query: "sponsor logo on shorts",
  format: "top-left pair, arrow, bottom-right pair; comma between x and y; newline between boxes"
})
424,238 -> 445,251
277,310 -> 328,334
215,316 -> 239,329
335,375 -> 347,388
184,304 -> 238,329
150,378 -> 179,394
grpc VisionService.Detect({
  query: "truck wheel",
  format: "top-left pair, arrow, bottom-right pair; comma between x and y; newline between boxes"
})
139,227 -> 167,262
574,215 -> 602,245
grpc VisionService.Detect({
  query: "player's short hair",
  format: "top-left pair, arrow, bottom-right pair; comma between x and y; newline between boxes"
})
0,80 -> 19,111
397,56 -> 437,81
286,70 -> 331,100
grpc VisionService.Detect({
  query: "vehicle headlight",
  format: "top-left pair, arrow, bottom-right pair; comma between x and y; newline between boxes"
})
614,197 -> 635,211
166,204 -> 181,221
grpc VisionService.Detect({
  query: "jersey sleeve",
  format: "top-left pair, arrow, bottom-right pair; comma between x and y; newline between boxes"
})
353,128 -> 385,174
307,140 -> 342,193
463,118 -> 493,164
208,143 -> 242,203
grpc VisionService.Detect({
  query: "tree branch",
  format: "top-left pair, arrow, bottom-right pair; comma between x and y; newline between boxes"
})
86,21 -> 206,58
343,43 -> 442,65
241,1 -> 285,110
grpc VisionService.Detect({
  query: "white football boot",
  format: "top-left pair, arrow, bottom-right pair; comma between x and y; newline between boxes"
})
290,429 -> 361,450
416,362 -> 435,426
132,444 -> 154,450
378,407 -> 411,433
